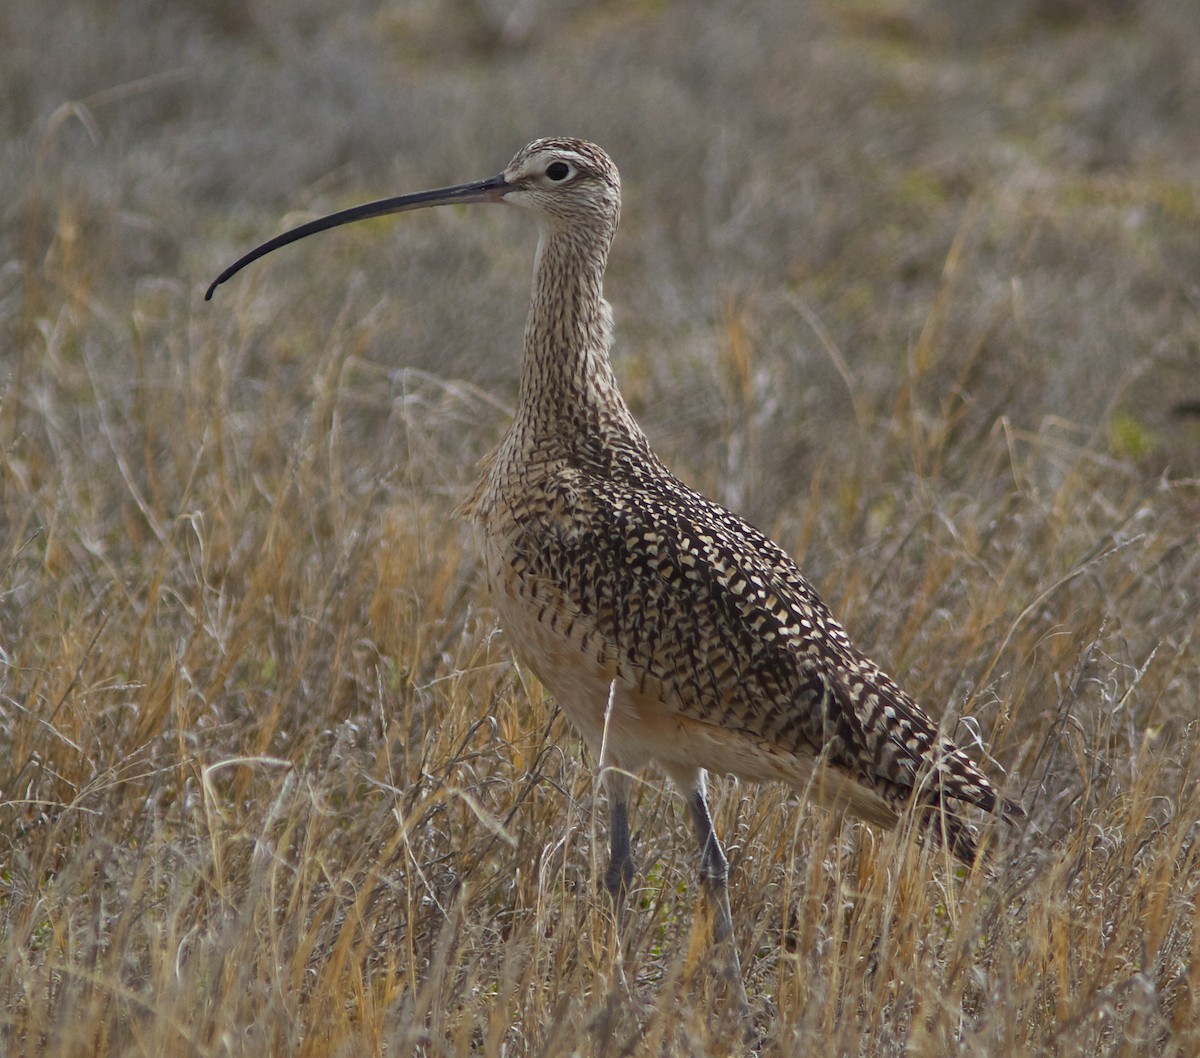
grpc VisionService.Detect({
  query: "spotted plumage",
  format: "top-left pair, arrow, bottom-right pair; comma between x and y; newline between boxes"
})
455,138 -> 1020,868
207,136 -> 1023,1025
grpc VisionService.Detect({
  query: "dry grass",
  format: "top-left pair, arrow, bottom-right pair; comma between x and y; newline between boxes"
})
3,0 -> 1200,1054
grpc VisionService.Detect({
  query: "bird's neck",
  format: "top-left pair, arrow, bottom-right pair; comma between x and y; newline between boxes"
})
511,226 -> 654,469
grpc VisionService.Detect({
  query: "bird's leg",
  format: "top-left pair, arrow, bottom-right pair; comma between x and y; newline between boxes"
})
605,794 -> 635,906
689,787 -> 735,943
687,782 -> 754,1035
598,768 -> 636,1028
602,768 -> 635,912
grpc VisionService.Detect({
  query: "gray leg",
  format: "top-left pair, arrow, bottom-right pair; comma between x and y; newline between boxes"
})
687,786 -> 737,946
605,792 -> 635,904
687,778 -> 754,1039
602,767 -> 635,908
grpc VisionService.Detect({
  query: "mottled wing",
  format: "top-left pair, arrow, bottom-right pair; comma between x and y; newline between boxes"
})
512,465 -> 1003,818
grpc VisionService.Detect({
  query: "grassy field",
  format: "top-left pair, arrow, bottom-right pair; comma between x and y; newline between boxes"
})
3,0 -> 1200,1054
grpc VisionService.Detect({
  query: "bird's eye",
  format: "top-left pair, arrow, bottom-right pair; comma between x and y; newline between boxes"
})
546,161 -> 571,182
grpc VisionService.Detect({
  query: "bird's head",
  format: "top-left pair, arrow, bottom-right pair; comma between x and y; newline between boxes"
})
205,137 -> 621,300
497,138 -> 621,234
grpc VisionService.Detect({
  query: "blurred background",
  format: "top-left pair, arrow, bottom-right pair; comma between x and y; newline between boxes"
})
5,0 -> 1199,502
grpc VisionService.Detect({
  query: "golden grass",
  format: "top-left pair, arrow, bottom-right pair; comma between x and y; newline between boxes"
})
4,2 -> 1200,1054
4,213 -> 1198,1056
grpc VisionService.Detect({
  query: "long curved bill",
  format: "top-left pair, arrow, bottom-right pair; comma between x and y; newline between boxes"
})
205,172 -> 509,300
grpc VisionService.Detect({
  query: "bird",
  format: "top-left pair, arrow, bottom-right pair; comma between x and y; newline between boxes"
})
207,136 -> 1022,1017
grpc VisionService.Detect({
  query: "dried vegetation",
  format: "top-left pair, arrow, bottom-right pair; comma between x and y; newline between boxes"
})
2,0 -> 1199,1054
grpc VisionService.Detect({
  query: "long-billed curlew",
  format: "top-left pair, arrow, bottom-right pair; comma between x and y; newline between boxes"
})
207,137 -> 1021,1018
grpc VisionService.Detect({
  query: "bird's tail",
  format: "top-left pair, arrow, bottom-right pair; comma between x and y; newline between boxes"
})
914,788 -> 1025,866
